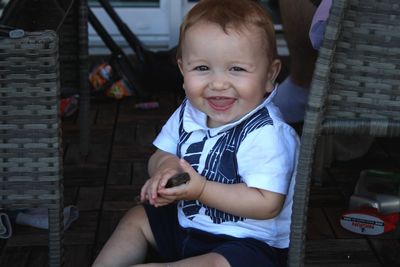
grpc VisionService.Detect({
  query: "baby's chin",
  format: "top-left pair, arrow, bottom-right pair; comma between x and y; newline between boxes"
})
206,113 -> 245,128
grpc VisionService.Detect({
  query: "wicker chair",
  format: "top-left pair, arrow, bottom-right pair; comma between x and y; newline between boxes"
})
0,31 -> 64,267
1,0 -> 90,156
288,0 -> 400,266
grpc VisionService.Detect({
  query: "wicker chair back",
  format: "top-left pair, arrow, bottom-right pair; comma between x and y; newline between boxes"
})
289,0 -> 400,266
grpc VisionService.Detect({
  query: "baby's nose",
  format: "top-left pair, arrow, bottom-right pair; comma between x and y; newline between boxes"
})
209,75 -> 229,90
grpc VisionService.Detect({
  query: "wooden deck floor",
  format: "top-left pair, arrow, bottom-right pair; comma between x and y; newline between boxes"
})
1,90 -> 399,266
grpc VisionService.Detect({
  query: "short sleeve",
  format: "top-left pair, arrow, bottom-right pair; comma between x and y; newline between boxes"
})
237,124 -> 299,195
153,105 -> 182,155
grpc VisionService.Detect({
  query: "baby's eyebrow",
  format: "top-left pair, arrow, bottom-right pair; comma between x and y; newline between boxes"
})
228,60 -> 253,65
185,59 -> 206,65
230,62 -> 256,69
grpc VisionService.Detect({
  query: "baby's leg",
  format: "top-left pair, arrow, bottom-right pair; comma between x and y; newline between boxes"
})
169,253 -> 230,267
92,205 -> 156,267
133,253 -> 230,267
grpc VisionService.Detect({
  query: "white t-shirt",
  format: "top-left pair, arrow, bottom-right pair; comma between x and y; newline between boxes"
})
153,92 -> 299,248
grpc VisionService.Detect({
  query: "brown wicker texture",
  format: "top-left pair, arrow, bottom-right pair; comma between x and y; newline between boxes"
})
288,0 -> 400,266
1,0 -> 90,156
0,31 -> 64,267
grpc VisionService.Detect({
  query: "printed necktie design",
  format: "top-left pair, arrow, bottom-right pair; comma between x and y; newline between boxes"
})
176,100 -> 273,224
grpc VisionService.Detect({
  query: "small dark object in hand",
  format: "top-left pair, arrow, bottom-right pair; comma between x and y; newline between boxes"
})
165,172 -> 191,188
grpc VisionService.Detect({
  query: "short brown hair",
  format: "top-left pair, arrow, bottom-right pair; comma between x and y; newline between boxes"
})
176,0 -> 277,60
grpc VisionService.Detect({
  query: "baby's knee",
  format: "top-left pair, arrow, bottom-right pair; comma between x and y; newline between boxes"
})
206,253 -> 231,267
91,260 -> 108,267
120,205 -> 155,243
120,205 -> 148,227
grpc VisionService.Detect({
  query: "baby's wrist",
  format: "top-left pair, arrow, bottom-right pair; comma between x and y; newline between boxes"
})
196,178 -> 207,201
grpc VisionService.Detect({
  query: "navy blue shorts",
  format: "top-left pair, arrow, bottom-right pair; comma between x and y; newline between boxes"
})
143,204 -> 288,267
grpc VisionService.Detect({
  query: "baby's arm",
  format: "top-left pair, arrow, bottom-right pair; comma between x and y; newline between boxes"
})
141,149 -> 181,204
158,159 -> 285,220
198,178 -> 285,220
147,149 -> 180,177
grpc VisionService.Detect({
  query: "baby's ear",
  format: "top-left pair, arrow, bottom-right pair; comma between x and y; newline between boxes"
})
266,59 -> 282,93
268,59 -> 281,84
177,59 -> 184,75
177,59 -> 186,91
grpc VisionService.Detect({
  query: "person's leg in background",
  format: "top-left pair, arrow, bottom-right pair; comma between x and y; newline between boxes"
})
275,0 -> 374,161
273,0 -> 318,124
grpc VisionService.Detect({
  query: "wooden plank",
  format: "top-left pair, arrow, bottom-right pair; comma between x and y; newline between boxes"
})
6,234 -> 47,247
118,111 -> 171,124
88,125 -> 114,144
114,123 -> 137,145
64,211 -> 99,245
63,143 -> 83,164
76,187 -> 104,211
117,96 -> 137,118
64,186 -> 79,206
305,239 -> 380,266
309,186 -> 347,208
136,123 -> 157,146
62,123 -> 80,144
6,227 -> 48,247
306,208 -> 335,240
0,239 -> 7,255
0,246 -> 31,267
369,238 -> 400,267
94,99 -> 118,126
25,246 -> 48,267
103,185 -> 138,201
372,137 -> 400,164
107,162 -> 132,185
86,143 -> 112,165
102,201 -> 138,212
64,245 -> 93,267
103,185 -> 139,211
64,163 -> 107,187
7,211 -> 97,247
65,143 -> 111,165
132,161 -> 149,187
111,144 -> 155,161
76,100 -> 97,127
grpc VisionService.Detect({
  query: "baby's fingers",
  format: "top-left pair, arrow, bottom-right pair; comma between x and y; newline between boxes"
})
140,180 -> 151,202
148,179 -> 162,204
153,194 -> 176,207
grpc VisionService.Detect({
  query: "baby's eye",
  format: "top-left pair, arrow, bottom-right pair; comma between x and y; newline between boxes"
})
230,66 -> 246,72
194,65 -> 209,71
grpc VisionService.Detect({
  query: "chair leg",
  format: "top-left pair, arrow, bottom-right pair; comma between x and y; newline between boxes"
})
312,136 -> 334,186
48,206 -> 64,267
288,123 -> 321,266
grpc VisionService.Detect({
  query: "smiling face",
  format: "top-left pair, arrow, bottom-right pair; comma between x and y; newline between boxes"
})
178,22 -> 281,128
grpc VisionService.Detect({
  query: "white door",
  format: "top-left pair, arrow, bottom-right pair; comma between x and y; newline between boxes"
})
89,0 -> 198,54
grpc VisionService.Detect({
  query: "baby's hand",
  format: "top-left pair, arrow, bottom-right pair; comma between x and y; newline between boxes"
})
165,172 -> 191,188
140,167 -> 180,205
139,172 -> 191,207
157,159 -> 206,204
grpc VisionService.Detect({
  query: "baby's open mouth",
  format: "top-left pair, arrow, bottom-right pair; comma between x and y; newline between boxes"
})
207,97 -> 235,111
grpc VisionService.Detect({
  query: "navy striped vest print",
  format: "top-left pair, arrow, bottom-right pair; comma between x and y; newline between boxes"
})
176,100 -> 273,224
